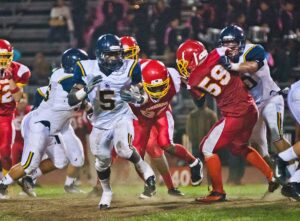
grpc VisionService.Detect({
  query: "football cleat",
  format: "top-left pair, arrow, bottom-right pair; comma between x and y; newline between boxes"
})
98,191 -> 113,210
268,177 -> 280,193
195,191 -> 226,203
20,176 -> 36,197
190,158 -> 203,186
0,183 -> 9,199
273,155 -> 289,184
139,175 -> 156,199
281,182 -> 300,201
64,183 -> 84,194
168,188 -> 184,197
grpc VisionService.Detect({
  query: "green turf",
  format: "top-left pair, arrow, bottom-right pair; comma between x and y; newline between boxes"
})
2,184 -> 300,221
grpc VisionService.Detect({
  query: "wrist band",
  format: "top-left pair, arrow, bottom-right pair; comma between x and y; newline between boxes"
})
230,63 -> 240,71
75,88 -> 87,100
10,87 -> 20,94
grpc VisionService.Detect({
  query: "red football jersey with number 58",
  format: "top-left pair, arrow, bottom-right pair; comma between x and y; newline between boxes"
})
188,48 -> 255,117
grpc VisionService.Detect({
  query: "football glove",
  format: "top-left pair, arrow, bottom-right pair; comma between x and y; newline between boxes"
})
84,75 -> 102,94
120,85 -> 144,104
219,55 -> 232,70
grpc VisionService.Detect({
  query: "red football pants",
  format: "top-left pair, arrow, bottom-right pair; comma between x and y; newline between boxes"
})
200,105 -> 258,156
0,115 -> 13,170
12,140 -> 23,166
133,112 -> 173,158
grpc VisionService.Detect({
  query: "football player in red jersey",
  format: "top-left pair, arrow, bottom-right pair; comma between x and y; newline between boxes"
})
0,39 -> 31,175
121,59 -> 203,198
121,36 -> 186,197
12,94 -> 31,166
176,40 -> 278,203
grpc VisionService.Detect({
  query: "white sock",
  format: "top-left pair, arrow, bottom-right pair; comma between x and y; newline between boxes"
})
287,161 -> 299,177
99,178 -> 112,193
65,176 -> 76,186
279,146 -> 298,161
135,158 -> 155,180
1,174 -> 14,185
30,168 -> 43,180
289,169 -> 300,183
189,158 -> 199,167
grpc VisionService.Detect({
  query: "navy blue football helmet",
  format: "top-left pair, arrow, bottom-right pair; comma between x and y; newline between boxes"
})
61,48 -> 88,73
218,25 -> 246,61
95,34 -> 123,72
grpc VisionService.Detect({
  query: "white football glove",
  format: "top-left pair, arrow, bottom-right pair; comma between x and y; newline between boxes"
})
120,85 -> 144,104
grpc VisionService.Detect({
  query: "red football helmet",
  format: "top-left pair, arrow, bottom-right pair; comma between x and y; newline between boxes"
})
120,36 -> 140,60
0,39 -> 13,70
141,60 -> 170,100
176,39 -> 208,79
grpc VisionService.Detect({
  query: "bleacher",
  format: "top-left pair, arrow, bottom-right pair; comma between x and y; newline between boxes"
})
0,0 -> 298,142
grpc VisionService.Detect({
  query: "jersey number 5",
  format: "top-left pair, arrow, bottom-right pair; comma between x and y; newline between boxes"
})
99,90 -> 115,110
198,65 -> 231,96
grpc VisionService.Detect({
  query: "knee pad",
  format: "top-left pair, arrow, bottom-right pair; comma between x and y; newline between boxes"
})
95,157 -> 111,172
70,158 -> 84,168
53,158 -> 69,169
115,141 -> 133,159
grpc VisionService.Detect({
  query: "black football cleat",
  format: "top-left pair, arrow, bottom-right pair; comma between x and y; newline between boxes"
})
99,204 -> 110,210
0,183 -> 9,199
268,177 -> 280,193
168,188 -> 184,196
281,182 -> 300,201
273,155 -> 289,184
190,158 -> 203,186
20,176 -> 36,197
281,182 -> 300,199
140,175 -> 156,199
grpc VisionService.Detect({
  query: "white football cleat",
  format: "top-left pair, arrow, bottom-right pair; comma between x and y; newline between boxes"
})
98,191 -> 113,210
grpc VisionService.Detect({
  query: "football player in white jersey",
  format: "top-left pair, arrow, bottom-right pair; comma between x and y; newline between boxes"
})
273,81 -> 300,200
218,25 -> 291,166
0,48 -> 90,199
68,34 -> 156,209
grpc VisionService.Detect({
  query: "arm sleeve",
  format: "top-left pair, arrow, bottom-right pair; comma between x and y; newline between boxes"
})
131,62 -> 142,85
33,88 -> 46,109
244,45 -> 266,69
72,62 -> 86,86
59,76 -> 75,93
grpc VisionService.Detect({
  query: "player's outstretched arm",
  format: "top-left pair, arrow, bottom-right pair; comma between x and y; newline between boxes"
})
120,85 -> 148,105
68,75 -> 102,106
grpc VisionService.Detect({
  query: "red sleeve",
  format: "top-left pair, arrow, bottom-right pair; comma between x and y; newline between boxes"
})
188,49 -> 220,87
11,62 -> 31,86
16,71 -> 31,85
189,87 -> 205,100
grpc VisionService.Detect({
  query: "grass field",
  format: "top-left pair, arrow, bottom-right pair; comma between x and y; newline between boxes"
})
1,184 -> 300,221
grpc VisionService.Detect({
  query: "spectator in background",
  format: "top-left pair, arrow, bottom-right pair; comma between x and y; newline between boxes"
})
30,52 -> 51,85
153,0 -> 172,55
133,4 -> 151,56
280,0 -> 299,37
186,102 -> 217,159
71,0 -> 87,48
48,0 -> 75,43
164,17 -> 180,53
